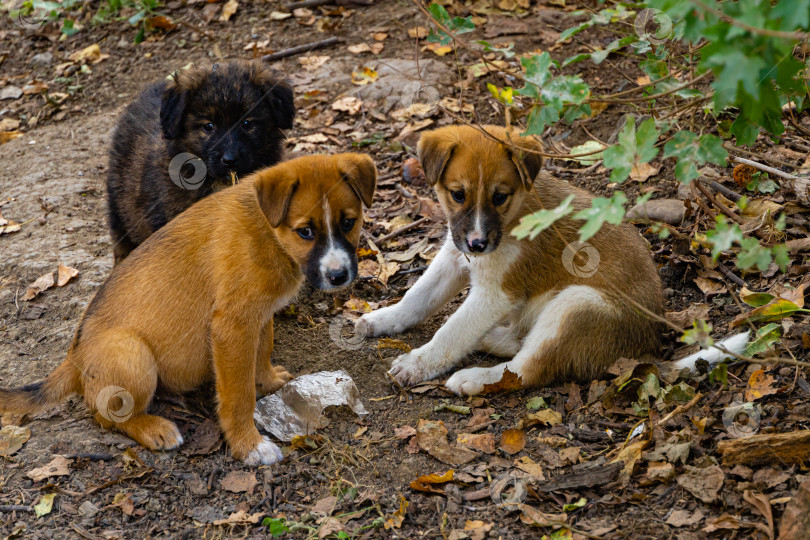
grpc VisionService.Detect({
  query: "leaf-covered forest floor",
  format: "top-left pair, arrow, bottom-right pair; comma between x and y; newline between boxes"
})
1,0 -> 809,538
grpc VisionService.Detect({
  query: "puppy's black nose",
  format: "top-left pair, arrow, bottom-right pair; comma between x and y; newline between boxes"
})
326,268 -> 349,286
468,238 -> 488,253
222,154 -> 239,167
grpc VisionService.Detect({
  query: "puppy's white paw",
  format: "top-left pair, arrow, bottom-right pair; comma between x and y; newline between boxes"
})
445,366 -> 510,396
243,436 -> 284,466
445,368 -> 487,396
356,307 -> 407,338
389,349 -> 442,386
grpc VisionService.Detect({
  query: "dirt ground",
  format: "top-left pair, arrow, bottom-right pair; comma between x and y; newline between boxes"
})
2,0 -> 810,538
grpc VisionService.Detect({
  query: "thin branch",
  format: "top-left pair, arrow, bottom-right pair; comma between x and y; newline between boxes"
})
730,155 -> 800,181
374,216 -> 430,244
689,0 -> 810,41
657,392 -> 703,426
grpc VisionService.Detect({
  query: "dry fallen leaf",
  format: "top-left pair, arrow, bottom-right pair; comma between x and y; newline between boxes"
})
518,504 -> 567,528
34,493 -> 56,518
212,511 -> 264,526
517,409 -> 562,429
351,67 -> 379,85
269,10 -> 292,20
678,464 -> 725,503
499,429 -> 526,455
514,456 -> 545,481
146,15 -> 177,31
0,118 -> 20,131
666,509 -> 705,527
299,55 -> 330,72
395,425 -> 417,439
666,303 -> 711,328
219,0 -> 239,21
0,425 -> 31,457
456,433 -> 497,454
745,369 -> 779,402
779,481 -> 810,539
27,456 -> 72,482
384,495 -> 408,529
57,264 -> 79,287
372,32 -> 387,41
408,26 -> 429,38
348,43 -> 371,54
0,131 -> 23,145
409,470 -> 454,493
425,42 -> 453,56
68,43 -> 108,64
416,419 -> 479,465
613,440 -> 647,480
481,368 -> 523,394
220,471 -> 257,494
629,162 -> 660,182
331,96 -> 363,115
22,272 -> 55,301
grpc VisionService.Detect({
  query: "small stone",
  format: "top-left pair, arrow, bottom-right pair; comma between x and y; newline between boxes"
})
78,501 -> 100,518
29,52 -> 53,67
0,86 -> 23,101
626,198 -> 686,225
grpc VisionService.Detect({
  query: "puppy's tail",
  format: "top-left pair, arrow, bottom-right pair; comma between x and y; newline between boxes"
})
0,359 -> 80,416
673,331 -> 750,372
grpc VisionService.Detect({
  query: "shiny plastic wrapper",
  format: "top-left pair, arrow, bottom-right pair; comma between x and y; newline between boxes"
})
254,370 -> 368,441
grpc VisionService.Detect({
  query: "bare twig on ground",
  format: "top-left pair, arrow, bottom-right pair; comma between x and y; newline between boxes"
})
262,37 -> 340,61
657,392 -> 703,426
374,217 -> 430,244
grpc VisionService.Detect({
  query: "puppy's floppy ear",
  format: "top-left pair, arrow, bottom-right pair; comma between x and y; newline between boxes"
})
509,135 -> 545,190
267,81 -> 295,130
249,63 -> 296,130
254,168 -> 299,227
338,153 -> 377,208
160,76 -> 188,140
417,130 -> 456,186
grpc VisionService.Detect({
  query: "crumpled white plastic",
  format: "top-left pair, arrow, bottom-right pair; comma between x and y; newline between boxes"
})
253,370 -> 368,441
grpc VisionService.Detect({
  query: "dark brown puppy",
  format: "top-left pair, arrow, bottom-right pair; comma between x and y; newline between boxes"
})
106,60 -> 295,263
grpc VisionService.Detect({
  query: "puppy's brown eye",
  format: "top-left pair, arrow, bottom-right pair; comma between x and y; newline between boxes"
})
493,192 -> 508,206
296,227 -> 315,240
340,217 -> 356,232
203,123 -> 214,133
242,120 -> 252,129
451,189 -> 465,203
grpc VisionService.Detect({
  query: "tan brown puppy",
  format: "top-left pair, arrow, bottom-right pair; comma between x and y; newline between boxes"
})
1,154 -> 376,465
357,125 -> 663,394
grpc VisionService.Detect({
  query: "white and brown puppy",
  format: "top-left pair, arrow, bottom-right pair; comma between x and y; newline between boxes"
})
356,125 -> 664,395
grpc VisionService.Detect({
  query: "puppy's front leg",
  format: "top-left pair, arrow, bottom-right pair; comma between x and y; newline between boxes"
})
389,286 -> 512,386
356,237 -> 468,337
255,317 -> 293,396
212,310 -> 283,466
